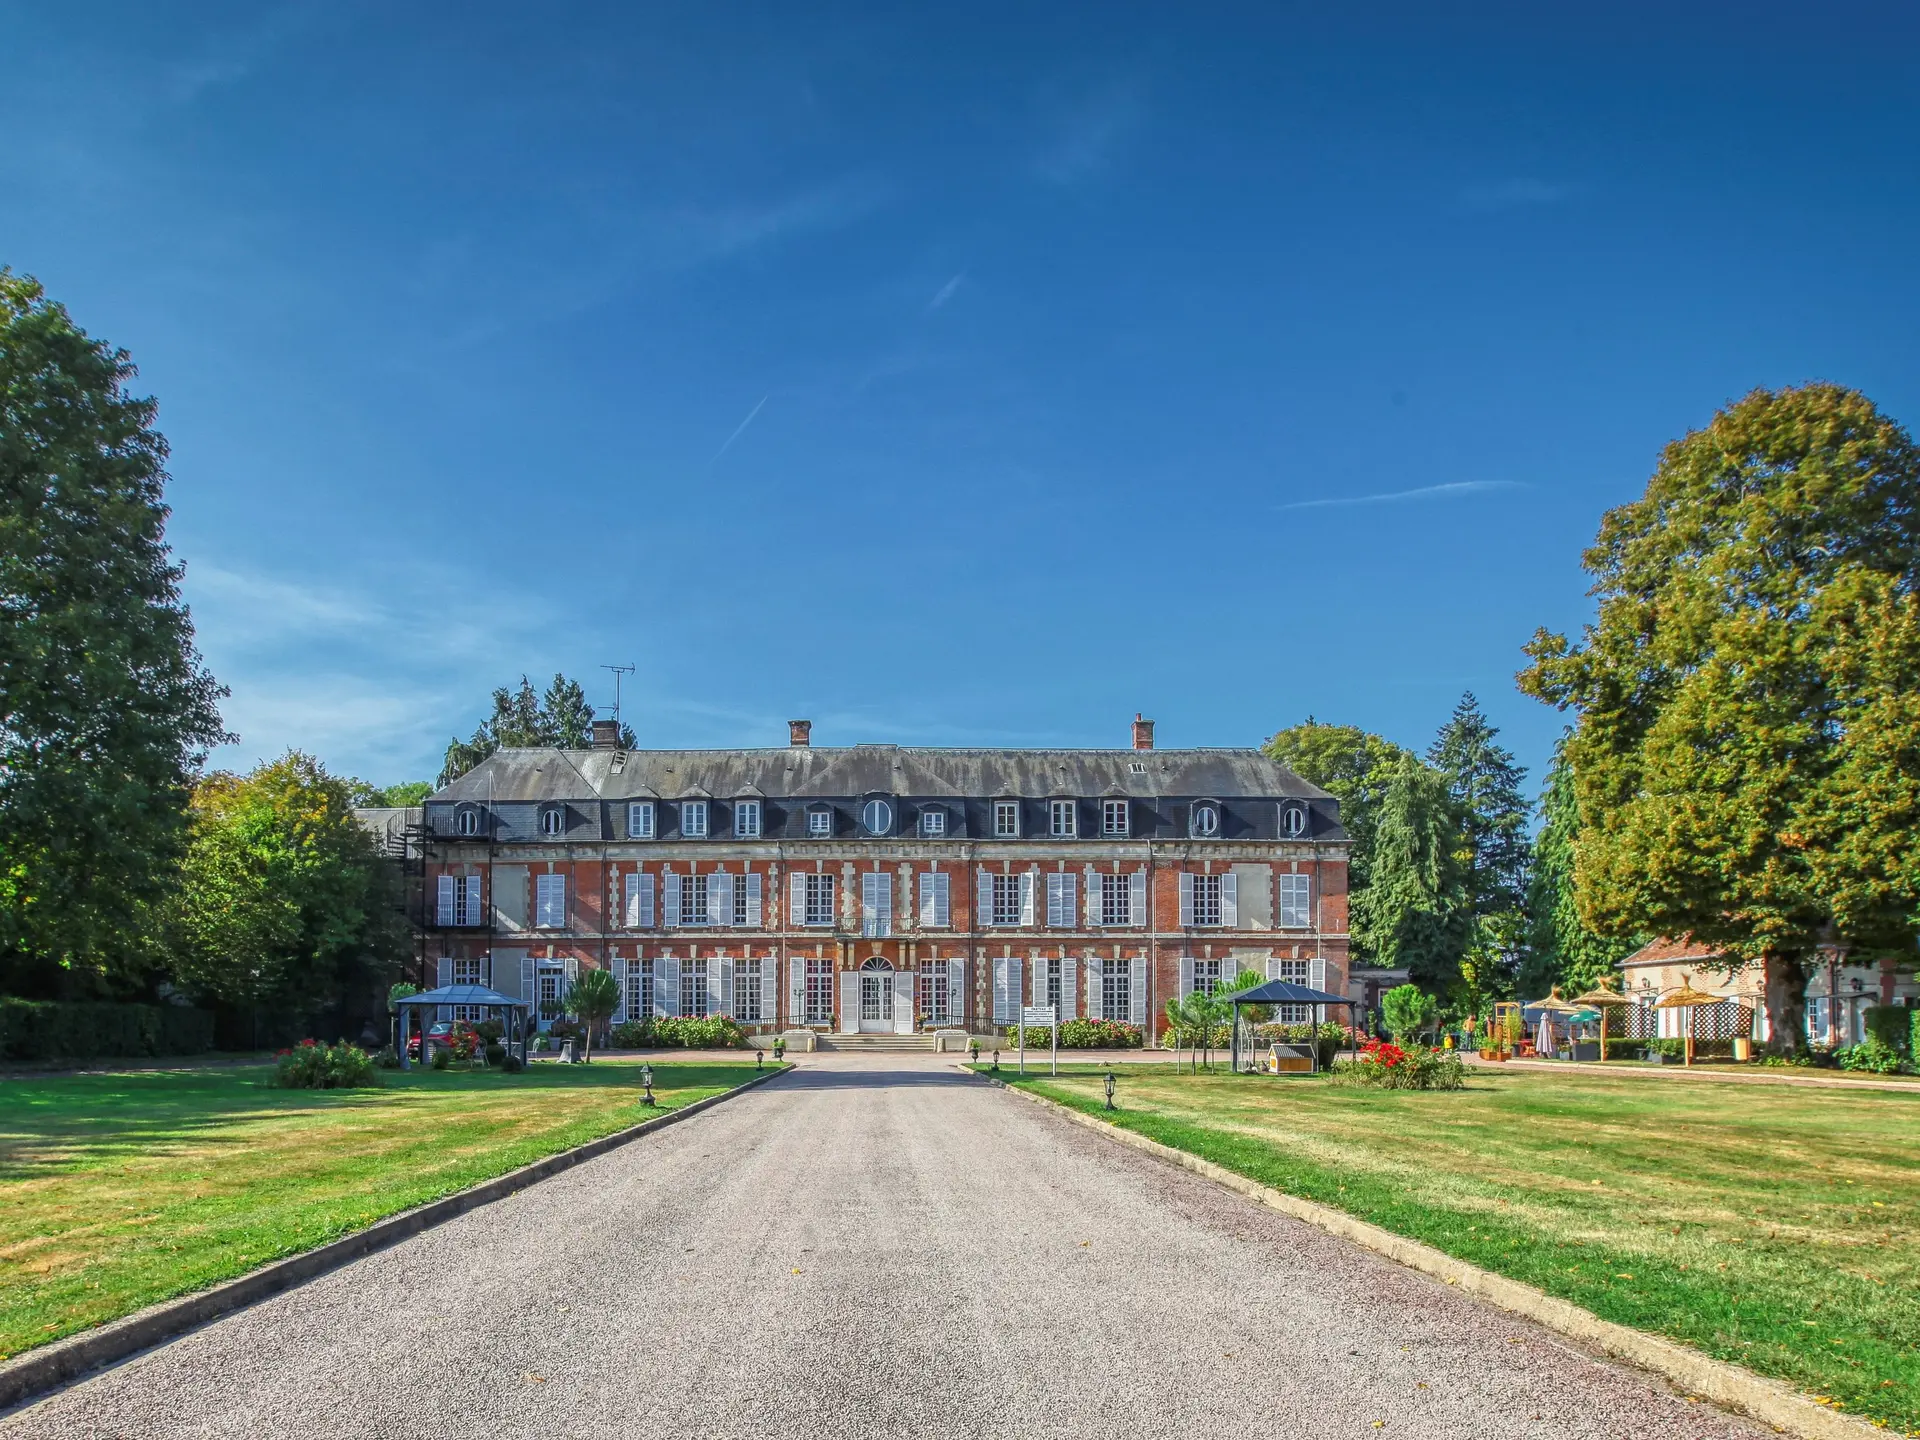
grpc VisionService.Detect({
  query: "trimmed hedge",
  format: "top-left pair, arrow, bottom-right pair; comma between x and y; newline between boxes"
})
1863,1004 -> 1913,1053
0,1000 -> 215,1062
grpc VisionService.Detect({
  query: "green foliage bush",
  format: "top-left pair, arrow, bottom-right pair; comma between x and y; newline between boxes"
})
1011,1020 -> 1143,1049
602,1015 -> 748,1049
1381,984 -> 1438,1042
1332,1041 -> 1465,1090
429,1045 -> 450,1070
271,1039 -> 379,1089
0,999 -> 215,1062
1836,1038 -> 1909,1075
1862,1005 -> 1912,1053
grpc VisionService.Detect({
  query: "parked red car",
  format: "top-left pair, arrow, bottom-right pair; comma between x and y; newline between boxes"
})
406,1020 -> 457,1060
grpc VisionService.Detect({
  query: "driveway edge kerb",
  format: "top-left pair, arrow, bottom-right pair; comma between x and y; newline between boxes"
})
0,1062 -> 792,1415
976,1068 -> 1881,1440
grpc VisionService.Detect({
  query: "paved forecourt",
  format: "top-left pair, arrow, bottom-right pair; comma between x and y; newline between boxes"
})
6,1053 -> 1763,1440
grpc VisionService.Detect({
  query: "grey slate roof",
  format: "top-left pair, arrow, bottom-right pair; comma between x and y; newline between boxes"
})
434,745 -> 1334,806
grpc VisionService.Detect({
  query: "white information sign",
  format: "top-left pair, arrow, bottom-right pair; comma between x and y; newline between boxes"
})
1018,1005 -> 1059,1075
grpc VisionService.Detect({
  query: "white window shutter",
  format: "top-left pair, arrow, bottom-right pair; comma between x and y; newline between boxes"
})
611,957 -> 627,1024
659,956 -> 680,1016
1221,873 -> 1238,928
1059,873 -> 1076,928
623,873 -> 640,928
1061,956 -> 1077,1019
761,958 -> 778,1023
1178,953 -> 1194,999
790,872 -> 808,929
992,957 -> 1010,1024
947,958 -> 965,1027
934,874 -> 950,927
664,872 -> 682,928
919,872 -> 937,927
437,875 -> 456,926
1008,957 -> 1023,1023
977,868 -> 991,931
1084,959 -> 1102,1020
838,971 -> 860,1034
788,955 -> 805,1026
1130,870 -> 1147,927
521,956 -> 536,1008
437,956 -> 452,989
714,956 -> 730,1014
745,873 -> 763,927
1019,872 -> 1036,926
1178,872 -> 1195,927
1266,954 -> 1282,981
637,873 -> 656,928
1310,955 -> 1327,993
1129,957 -> 1148,1026
711,873 -> 735,929
1044,875 -> 1061,928
1085,870 -> 1101,927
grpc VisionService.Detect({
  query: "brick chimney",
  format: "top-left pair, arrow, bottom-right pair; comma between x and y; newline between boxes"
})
591,719 -> 622,750
1132,713 -> 1155,751
789,719 -> 812,748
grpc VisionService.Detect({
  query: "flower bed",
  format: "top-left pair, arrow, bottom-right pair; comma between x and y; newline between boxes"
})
1332,1039 -> 1464,1091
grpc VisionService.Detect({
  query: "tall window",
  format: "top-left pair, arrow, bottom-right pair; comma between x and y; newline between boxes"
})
680,963 -> 709,1017
991,873 -> 1023,926
1192,958 -> 1223,996
1190,874 -> 1223,926
805,957 -> 834,1023
807,808 -> 833,837
1276,957 -> 1309,983
1279,874 -> 1311,927
1101,960 -> 1131,1022
917,962 -> 949,1025
681,874 -> 710,926
1101,800 -> 1129,837
680,800 -> 709,838
624,872 -> 656,928
736,958 -> 763,1021
920,808 -> 946,837
734,800 -> 762,838
455,875 -> 481,926
1049,800 -> 1077,838
627,802 -> 655,839
860,871 -> 893,938
535,873 -> 566,928
803,873 -> 835,927
625,960 -> 653,1020
1100,873 -> 1131,926
540,807 -> 565,837
456,808 -> 481,837
537,966 -> 566,1022
732,873 -> 760,926
1038,957 -> 1064,1011
452,956 -> 485,1020
993,800 -> 1019,838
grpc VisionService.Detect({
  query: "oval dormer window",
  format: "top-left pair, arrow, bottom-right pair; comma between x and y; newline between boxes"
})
540,807 -> 565,837
1281,802 -> 1308,839
861,798 -> 894,837
1191,802 -> 1220,838
455,807 -> 481,837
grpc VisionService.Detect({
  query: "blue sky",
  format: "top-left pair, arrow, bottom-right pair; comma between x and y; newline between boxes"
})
4,3 -> 1917,792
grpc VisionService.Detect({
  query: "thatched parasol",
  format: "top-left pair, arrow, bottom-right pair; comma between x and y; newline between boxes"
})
1525,986 -> 1581,1057
1654,973 -> 1722,1065
1572,982 -> 1631,1061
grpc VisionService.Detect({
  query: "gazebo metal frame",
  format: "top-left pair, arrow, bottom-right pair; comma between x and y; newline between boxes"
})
394,984 -> 532,1071
1220,978 -> 1359,1075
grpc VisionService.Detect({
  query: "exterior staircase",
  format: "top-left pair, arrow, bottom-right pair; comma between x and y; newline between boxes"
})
816,1032 -> 937,1053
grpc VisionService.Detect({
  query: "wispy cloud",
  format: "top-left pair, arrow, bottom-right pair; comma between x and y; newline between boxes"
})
711,394 -> 770,463
1275,481 -> 1527,512
925,270 -> 965,313
1033,77 -> 1146,186
1459,178 -> 1578,211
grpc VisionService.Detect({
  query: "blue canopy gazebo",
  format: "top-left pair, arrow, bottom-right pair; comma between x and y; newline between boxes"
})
394,984 -> 530,1070
1221,977 -> 1358,1074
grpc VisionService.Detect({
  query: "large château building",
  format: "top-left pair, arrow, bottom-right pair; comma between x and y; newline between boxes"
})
415,716 -> 1351,1042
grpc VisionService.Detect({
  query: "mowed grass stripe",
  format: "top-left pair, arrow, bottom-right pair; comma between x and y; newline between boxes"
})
0,1060 -> 754,1359
1009,1066 -> 1920,1433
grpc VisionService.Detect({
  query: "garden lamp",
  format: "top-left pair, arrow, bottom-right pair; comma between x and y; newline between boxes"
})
756,1047 -> 763,1070
1104,1068 -> 1116,1111
991,1048 -> 1000,1072
641,1063 -> 655,1107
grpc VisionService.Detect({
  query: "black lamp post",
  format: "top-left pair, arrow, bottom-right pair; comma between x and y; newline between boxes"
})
641,1063 -> 655,1108
756,1047 -> 763,1071
1104,1067 -> 1116,1111
991,1048 -> 1000,1073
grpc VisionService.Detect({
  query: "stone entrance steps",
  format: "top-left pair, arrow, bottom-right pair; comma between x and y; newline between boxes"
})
816,1033 -> 936,1052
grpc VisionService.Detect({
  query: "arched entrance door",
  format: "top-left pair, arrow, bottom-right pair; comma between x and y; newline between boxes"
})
858,957 -> 895,1033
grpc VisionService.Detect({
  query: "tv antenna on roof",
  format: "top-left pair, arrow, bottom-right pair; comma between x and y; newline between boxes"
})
600,663 -> 636,731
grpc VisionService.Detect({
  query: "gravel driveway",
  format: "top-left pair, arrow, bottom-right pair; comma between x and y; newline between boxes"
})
6,1054 -> 1762,1439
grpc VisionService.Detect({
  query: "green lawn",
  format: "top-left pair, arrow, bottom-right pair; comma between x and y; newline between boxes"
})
995,1064 -> 1920,1434
0,1058 -> 759,1360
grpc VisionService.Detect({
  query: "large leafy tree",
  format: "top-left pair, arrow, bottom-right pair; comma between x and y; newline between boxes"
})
1427,693 -> 1532,986
168,753 -> 408,1040
1348,752 -> 1470,993
0,272 -> 227,997
1518,384 -> 1920,1047
1264,721 -> 1415,960
1521,737 -> 1637,998
438,673 -> 633,785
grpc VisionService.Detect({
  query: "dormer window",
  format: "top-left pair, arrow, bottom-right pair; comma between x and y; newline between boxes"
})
993,800 -> 1020,838
1189,802 -> 1221,838
807,806 -> 833,838
680,800 -> 709,838
734,799 -> 762,839
919,808 -> 947,838
1280,801 -> 1309,839
539,806 -> 565,838
455,806 -> 481,837
1101,799 -> 1129,837
628,801 -> 655,839
1048,800 -> 1077,838
860,798 -> 894,837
